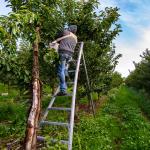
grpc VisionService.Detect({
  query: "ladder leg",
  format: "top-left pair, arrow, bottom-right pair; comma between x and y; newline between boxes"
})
42,86 -> 59,120
82,52 -> 95,116
68,42 -> 84,150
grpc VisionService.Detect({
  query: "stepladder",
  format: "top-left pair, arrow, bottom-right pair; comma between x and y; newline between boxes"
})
37,42 -> 95,150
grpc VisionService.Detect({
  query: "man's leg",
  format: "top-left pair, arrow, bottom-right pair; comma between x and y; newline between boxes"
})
65,55 -> 72,77
65,56 -> 72,78
57,54 -> 67,95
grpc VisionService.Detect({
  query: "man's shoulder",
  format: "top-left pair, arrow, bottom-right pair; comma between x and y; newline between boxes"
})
63,30 -> 70,35
63,30 -> 77,43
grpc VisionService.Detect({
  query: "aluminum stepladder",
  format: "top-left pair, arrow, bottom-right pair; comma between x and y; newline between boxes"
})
37,42 -> 95,150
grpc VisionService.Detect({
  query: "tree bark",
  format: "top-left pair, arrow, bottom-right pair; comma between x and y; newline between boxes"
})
25,27 -> 41,150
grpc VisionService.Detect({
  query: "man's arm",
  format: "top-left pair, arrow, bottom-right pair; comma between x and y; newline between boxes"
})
53,30 -> 70,43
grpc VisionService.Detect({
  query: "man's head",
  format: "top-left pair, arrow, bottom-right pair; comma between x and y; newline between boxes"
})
68,25 -> 77,34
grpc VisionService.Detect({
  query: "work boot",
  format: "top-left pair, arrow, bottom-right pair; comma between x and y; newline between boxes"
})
57,91 -> 67,96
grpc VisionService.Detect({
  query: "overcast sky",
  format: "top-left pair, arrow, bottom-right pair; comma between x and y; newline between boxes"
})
0,0 -> 150,77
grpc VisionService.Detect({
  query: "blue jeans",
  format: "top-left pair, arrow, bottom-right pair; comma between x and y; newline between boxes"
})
57,53 -> 72,92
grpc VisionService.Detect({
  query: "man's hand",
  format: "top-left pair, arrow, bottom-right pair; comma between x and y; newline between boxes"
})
52,40 -> 57,43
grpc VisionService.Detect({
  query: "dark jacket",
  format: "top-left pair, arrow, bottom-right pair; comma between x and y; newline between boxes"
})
58,30 -> 77,55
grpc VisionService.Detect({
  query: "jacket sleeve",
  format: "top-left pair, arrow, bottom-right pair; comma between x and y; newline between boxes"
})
55,31 -> 63,39
56,30 -> 70,43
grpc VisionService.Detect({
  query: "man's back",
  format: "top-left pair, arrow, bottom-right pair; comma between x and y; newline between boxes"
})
58,30 -> 77,54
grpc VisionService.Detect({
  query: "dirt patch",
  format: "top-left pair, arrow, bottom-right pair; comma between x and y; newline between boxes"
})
77,96 -> 108,113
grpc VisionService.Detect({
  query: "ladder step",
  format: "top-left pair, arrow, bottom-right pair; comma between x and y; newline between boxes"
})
67,82 -> 74,84
48,107 -> 71,111
37,136 -> 69,144
56,93 -> 72,97
69,58 -> 76,62
68,70 -> 75,73
40,121 -> 69,127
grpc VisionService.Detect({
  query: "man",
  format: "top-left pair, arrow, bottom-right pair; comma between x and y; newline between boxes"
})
54,25 -> 77,96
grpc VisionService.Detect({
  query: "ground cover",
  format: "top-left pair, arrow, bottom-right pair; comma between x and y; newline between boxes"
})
73,86 -> 150,150
0,83 -> 27,149
1,84 -> 150,149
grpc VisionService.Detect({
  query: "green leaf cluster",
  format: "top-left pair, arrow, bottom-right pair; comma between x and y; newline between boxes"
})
63,0 -> 122,94
0,0 -> 122,95
126,49 -> 150,93
73,86 -> 150,149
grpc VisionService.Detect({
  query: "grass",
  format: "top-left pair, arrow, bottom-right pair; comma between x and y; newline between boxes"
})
0,83 -> 27,149
0,83 -> 18,101
1,83 -> 150,150
129,88 -> 150,120
73,86 -> 150,150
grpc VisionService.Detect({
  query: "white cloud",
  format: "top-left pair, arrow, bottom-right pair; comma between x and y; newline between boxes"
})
100,0 -> 150,77
115,25 -> 150,77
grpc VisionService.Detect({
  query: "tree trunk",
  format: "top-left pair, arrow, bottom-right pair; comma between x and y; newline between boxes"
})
25,27 -> 41,150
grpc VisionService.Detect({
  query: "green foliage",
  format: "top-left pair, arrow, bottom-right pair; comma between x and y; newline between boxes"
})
129,88 -> 150,120
110,71 -> 124,89
73,115 -> 120,150
0,0 -> 122,96
40,47 -> 59,86
0,48 -> 32,90
0,0 -> 65,90
67,1 -> 122,94
1,84 -> 150,149
0,1 -> 123,148
73,86 -> 150,149
126,49 -> 150,93
0,84 -> 27,144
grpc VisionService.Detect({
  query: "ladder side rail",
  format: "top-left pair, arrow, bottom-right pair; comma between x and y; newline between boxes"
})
42,86 -> 60,121
68,42 -> 84,150
82,52 -> 95,116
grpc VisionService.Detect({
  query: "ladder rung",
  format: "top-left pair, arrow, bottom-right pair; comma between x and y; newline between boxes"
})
40,121 -> 69,127
69,59 -> 76,63
48,107 -> 71,111
68,70 -> 75,73
57,93 -> 72,97
67,82 -> 74,84
37,136 -> 69,144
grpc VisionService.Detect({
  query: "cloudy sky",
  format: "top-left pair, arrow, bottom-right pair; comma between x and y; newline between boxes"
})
100,0 -> 150,77
0,0 -> 150,77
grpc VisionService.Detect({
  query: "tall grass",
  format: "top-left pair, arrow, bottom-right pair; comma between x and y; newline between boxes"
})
128,88 -> 150,119
1,83 -> 150,149
0,83 -> 27,149
73,86 -> 150,150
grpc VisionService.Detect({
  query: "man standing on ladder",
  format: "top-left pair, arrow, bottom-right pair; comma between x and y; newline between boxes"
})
53,25 -> 78,96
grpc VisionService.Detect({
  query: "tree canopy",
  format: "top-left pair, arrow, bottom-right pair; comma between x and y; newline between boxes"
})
126,49 -> 150,93
0,0 -> 122,148
0,0 -> 121,95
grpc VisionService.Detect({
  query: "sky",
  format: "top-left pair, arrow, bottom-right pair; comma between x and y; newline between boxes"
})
0,1 -> 11,15
0,0 -> 150,77
100,0 -> 150,77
